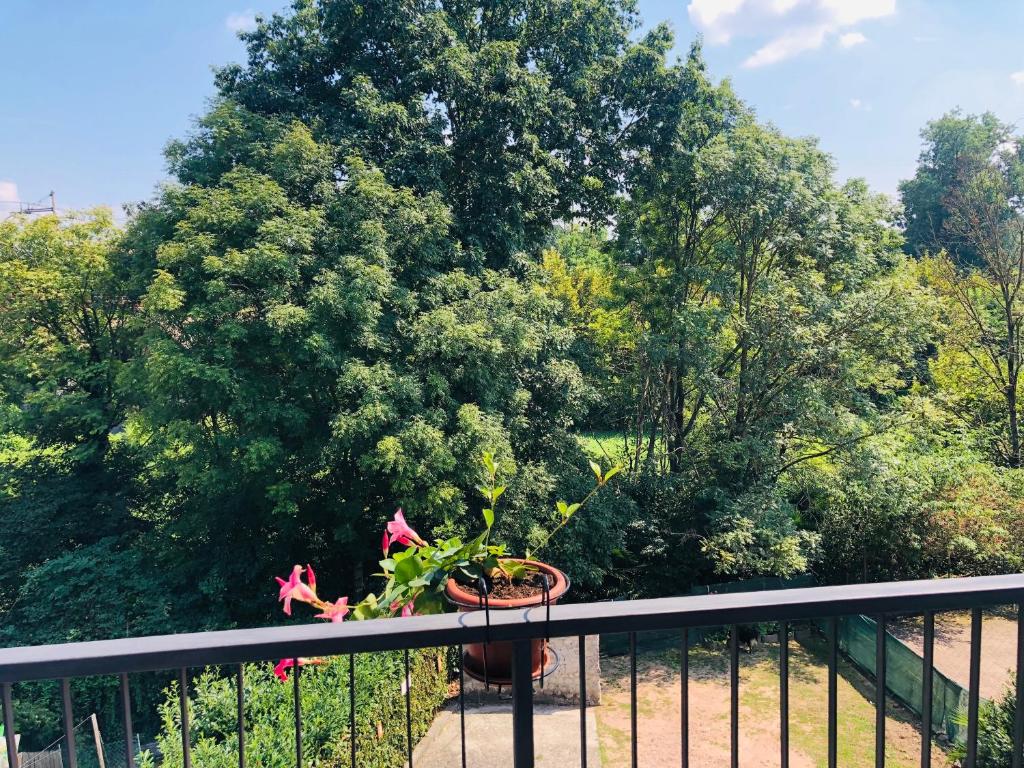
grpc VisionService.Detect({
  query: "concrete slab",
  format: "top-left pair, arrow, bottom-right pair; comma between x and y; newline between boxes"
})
462,635 -> 601,706
409,703 -> 602,768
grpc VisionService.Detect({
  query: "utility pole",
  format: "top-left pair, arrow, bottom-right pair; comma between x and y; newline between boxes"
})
19,191 -> 56,216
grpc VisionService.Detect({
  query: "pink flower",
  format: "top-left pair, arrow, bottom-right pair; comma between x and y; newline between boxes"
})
387,509 -> 425,548
315,596 -> 350,623
273,657 -> 322,682
382,531 -> 390,557
390,600 -> 415,618
275,565 -> 316,616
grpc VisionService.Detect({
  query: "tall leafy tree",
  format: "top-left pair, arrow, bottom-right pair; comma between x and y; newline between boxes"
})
129,114 -> 625,620
899,110 -> 1013,261
928,143 -> 1024,466
211,0 -> 672,267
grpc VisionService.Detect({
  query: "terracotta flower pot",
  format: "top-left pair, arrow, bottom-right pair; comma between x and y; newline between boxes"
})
445,559 -> 569,684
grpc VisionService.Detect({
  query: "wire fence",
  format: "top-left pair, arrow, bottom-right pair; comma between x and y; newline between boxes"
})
4,715 -> 143,768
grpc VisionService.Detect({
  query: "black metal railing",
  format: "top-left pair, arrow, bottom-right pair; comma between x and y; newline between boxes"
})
2,574 -> 1024,768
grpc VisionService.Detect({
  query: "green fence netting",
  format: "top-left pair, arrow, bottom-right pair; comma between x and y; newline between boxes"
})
821,614 -> 968,743
599,574 -> 970,743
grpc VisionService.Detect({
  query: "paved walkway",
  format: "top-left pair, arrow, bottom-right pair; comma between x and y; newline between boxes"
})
410,703 -> 601,768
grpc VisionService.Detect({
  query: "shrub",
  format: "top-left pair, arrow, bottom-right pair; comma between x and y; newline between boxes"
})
145,649 -> 448,767
952,674 -> 1019,767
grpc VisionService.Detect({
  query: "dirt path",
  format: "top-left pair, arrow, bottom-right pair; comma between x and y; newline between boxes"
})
596,638 -> 949,768
890,608 -> 1019,700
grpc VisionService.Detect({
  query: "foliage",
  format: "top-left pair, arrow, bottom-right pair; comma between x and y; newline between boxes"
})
952,673 -> 1020,767
280,452 -> 619,622
146,650 -> 447,768
211,0 -> 672,268
899,110 -> 1014,262
7,0 -> 1024,750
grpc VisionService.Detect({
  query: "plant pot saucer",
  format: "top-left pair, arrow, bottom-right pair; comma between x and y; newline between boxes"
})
460,645 -> 561,687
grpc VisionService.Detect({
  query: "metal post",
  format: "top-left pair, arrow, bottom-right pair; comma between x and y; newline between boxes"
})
511,640 -> 534,768
730,625 -> 739,768
875,616 -> 886,768
578,636 -> 587,768
2,683 -> 17,768
922,612 -> 934,768
780,622 -> 789,768
179,669 -> 192,768
237,665 -> 245,768
681,629 -> 689,768
1014,603 -> 1023,768
828,617 -> 838,768
629,632 -> 637,768
966,608 -> 982,768
119,674 -> 135,768
61,679 -> 78,768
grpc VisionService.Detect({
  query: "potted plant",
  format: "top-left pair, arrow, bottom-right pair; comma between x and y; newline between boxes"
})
274,451 -> 620,683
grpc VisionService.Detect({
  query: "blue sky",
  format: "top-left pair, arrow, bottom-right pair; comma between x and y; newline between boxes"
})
1,0 -> 1023,218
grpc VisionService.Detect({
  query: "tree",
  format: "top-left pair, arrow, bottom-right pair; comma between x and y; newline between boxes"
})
930,144 -> 1024,466
127,111 -> 625,621
0,210 -> 148,606
606,49 -> 928,579
899,110 -> 1013,261
208,0 -> 672,268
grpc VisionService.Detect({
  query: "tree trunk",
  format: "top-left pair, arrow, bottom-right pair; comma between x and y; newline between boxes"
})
1006,311 -> 1020,467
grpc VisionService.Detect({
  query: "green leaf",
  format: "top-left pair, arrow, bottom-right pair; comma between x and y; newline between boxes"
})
394,555 -> 424,584
602,465 -> 623,483
492,485 -> 506,502
483,508 -> 495,528
589,460 -> 603,482
556,500 -> 570,518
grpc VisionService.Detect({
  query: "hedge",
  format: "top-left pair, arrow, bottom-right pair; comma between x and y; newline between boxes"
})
143,649 -> 448,767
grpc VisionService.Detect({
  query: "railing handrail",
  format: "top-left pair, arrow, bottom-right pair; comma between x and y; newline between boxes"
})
1,573 -> 1022,683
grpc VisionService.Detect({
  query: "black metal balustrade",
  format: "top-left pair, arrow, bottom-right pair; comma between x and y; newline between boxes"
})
2,574 -> 1024,768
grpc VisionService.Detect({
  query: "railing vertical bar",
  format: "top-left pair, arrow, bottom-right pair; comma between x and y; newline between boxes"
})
921,611 -> 934,768
828,616 -> 838,768
179,668 -> 192,768
237,664 -> 245,768
61,678 -> 78,768
579,635 -> 587,768
780,621 -> 789,768
119,673 -> 135,768
2,682 -> 18,768
1014,603 -> 1024,768
966,607 -> 982,768
459,645 -> 467,768
629,632 -> 638,768
349,654 -> 356,768
730,624 -> 739,768
681,629 -> 689,768
512,640 -> 535,768
404,649 -> 413,768
293,659 -> 302,768
875,616 -> 886,768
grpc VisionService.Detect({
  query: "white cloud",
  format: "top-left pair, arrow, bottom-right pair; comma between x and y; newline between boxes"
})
1012,71 -> 1024,87
849,98 -> 862,108
687,0 -> 895,68
849,98 -> 872,111
839,32 -> 867,48
0,180 -> 18,204
226,10 -> 258,33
